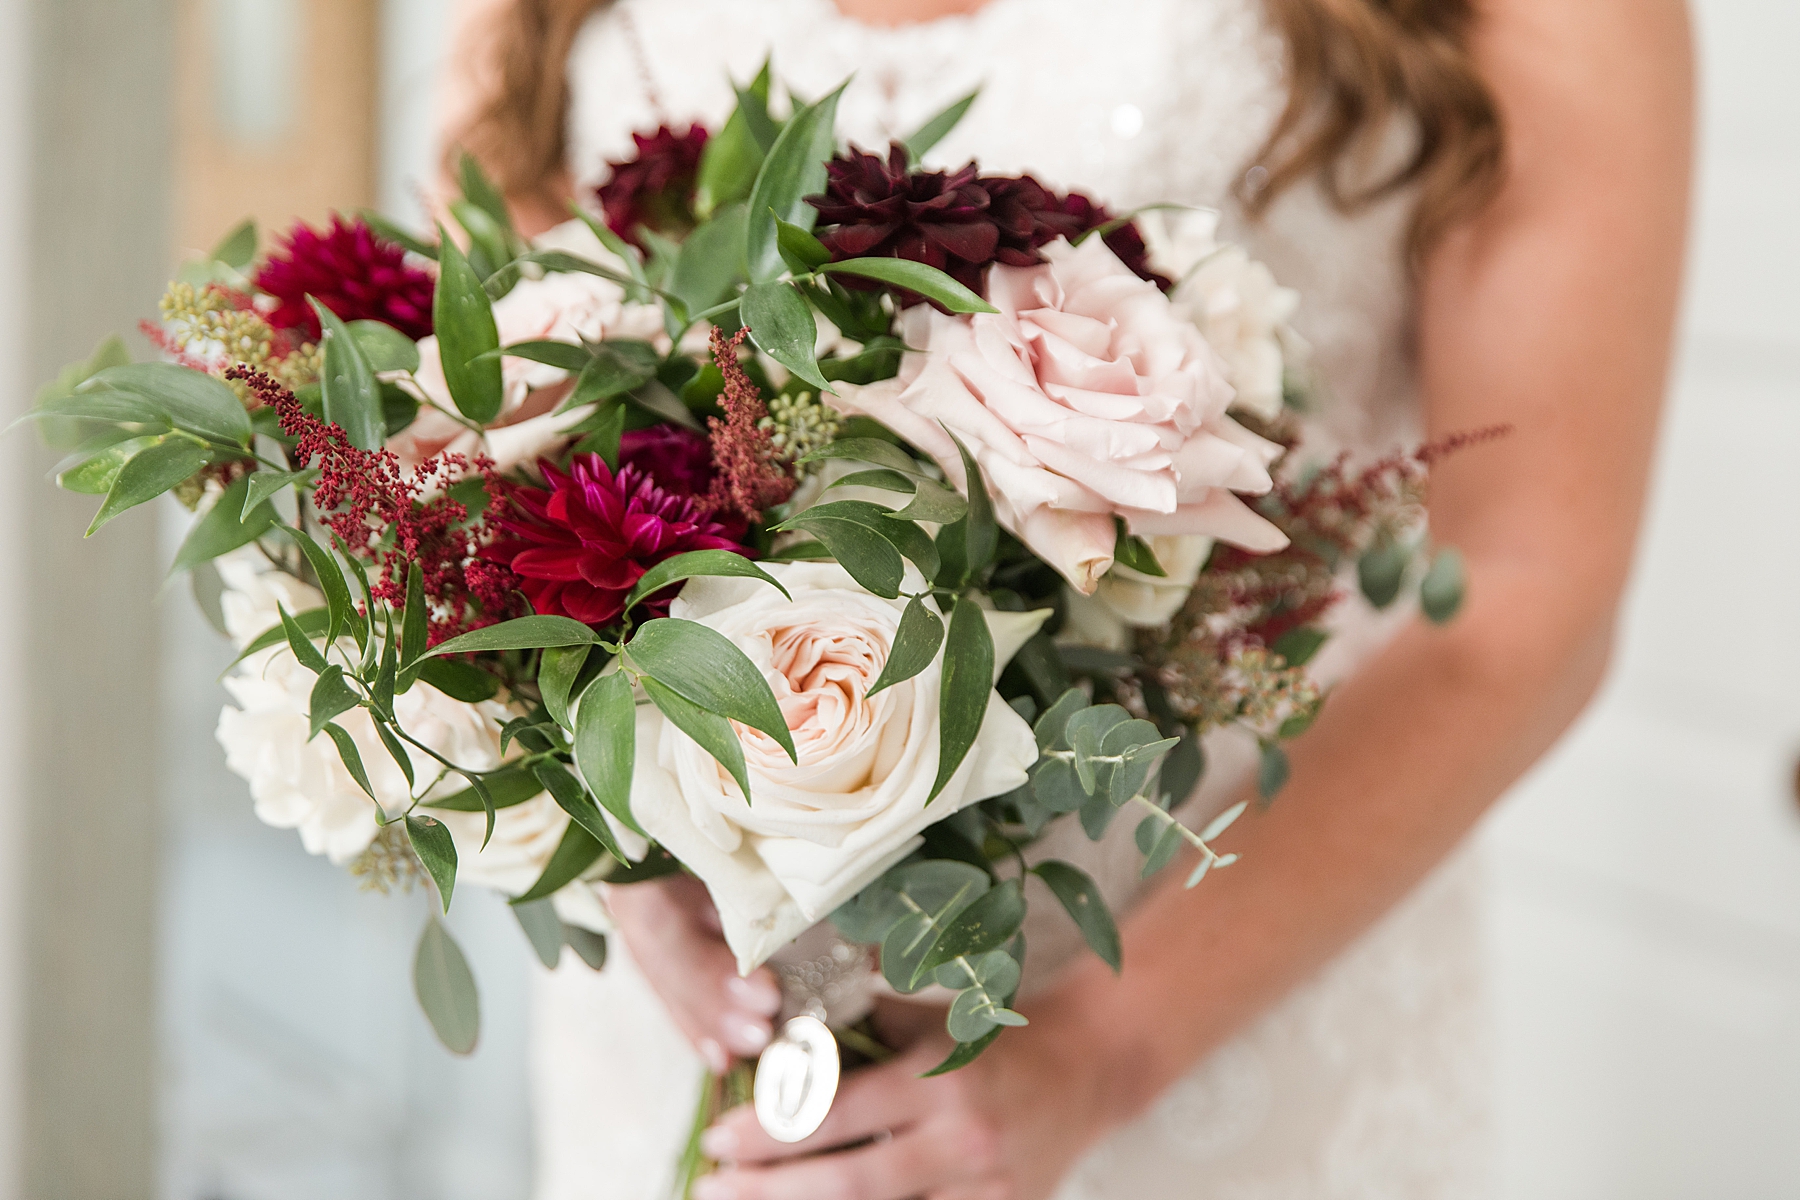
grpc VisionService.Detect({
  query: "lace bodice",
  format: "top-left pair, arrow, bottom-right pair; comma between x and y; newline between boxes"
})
533,5 -> 1489,1198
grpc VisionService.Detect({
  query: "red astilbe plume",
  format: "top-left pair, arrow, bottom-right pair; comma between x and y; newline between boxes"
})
255,215 -> 436,342
596,125 -> 710,249
704,328 -> 795,521
225,366 -> 520,645
482,455 -> 743,628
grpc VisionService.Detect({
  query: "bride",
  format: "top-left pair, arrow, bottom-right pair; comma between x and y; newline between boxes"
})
438,1 -> 1691,1196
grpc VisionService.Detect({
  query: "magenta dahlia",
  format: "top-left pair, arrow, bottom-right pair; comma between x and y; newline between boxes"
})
483,454 -> 743,628
596,125 -> 710,248
618,425 -> 716,499
254,215 -> 436,342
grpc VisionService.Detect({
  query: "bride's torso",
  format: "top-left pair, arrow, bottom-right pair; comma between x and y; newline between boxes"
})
535,8 -> 1491,1199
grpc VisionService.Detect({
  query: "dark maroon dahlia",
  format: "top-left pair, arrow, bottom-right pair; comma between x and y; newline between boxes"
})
254,215 -> 436,342
482,454 -> 743,628
596,125 -> 710,248
807,143 -> 1002,297
1036,190 -> 1172,291
618,424 -> 716,499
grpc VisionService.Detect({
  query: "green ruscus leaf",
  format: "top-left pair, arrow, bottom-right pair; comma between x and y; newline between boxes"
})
642,676 -> 753,805
930,596 -> 994,802
573,670 -> 644,838
85,437 -> 210,536
310,298 -> 386,451
432,227 -> 504,424
405,813 -> 459,913
867,595 -> 944,697
413,916 -> 480,1055
626,618 -> 796,763
741,279 -> 829,391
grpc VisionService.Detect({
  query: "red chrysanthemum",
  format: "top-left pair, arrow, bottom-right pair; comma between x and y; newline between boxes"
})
254,214 -> 436,342
484,454 -> 743,628
596,125 -> 710,248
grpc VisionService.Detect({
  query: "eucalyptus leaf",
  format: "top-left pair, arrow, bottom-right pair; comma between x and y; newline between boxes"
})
1258,741 -> 1291,802
627,619 -> 796,762
1420,547 -> 1467,624
913,879 -> 1025,983
413,917 -> 480,1055
1030,757 -> 1086,813
1033,688 -> 1088,753
406,814 -> 459,912
1271,626 -> 1329,668
1358,539 -> 1410,610
562,924 -> 609,970
1032,860 -> 1121,973
930,597 -> 994,803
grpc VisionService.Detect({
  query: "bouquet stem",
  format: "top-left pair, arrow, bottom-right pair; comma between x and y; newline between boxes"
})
671,1060 -> 755,1200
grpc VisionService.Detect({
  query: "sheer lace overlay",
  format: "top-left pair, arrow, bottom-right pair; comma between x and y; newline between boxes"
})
532,3 -> 1492,1196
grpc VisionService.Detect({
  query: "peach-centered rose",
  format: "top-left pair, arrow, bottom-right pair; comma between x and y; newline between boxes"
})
615,562 -> 1046,973
830,236 -> 1288,594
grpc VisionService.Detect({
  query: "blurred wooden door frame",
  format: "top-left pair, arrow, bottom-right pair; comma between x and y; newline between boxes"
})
176,0 -> 379,256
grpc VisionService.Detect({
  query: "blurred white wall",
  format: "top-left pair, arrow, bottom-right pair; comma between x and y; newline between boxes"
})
1484,2 -> 1800,1196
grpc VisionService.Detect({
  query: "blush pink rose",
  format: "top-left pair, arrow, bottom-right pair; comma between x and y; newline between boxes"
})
830,236 -> 1288,593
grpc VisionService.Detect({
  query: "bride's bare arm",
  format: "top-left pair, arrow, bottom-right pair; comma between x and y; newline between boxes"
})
700,1 -> 1694,1196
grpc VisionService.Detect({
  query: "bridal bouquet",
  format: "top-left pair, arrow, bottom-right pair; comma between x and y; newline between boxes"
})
27,69 -> 1472,1116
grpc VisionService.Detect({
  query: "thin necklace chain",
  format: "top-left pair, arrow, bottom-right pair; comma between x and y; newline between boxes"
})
616,4 -> 667,122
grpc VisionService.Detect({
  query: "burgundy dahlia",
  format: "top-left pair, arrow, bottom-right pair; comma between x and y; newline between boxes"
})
618,425 -> 717,499
254,215 -> 436,342
596,125 -> 710,248
1041,191 -> 1172,290
806,145 -> 1171,302
484,454 -> 742,628
808,144 -> 1000,297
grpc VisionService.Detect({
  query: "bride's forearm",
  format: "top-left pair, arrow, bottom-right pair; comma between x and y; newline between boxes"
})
1041,565 -> 1617,1124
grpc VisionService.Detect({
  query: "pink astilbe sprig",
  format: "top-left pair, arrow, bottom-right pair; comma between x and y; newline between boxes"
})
224,366 -> 521,645
703,328 -> 796,522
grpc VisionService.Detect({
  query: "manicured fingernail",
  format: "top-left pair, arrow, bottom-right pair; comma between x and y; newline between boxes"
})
693,1175 -> 733,1200
726,974 -> 782,1016
700,1124 -> 736,1159
698,1038 -> 729,1074
722,1014 -> 770,1055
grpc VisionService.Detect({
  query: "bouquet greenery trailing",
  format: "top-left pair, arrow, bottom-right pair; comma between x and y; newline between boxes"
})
23,69 -> 1476,1089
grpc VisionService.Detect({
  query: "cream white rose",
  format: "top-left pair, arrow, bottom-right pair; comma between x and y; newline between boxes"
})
618,562 -> 1046,973
1142,209 -> 1301,422
830,236 -> 1287,597
212,551 -> 592,922
395,219 -> 665,473
1095,533 -> 1213,627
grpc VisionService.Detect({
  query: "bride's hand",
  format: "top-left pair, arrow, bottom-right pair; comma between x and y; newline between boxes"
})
602,876 -> 783,1073
691,995 -> 1120,1200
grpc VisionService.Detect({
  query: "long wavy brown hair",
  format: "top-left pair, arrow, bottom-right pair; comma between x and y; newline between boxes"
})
449,0 -> 1502,264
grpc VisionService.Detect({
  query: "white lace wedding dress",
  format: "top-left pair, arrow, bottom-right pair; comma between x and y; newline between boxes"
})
529,2 -> 1493,1196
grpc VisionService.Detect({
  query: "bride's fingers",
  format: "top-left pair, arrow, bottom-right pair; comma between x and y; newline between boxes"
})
605,878 -> 781,1067
703,1043 -> 939,1164
694,1125 -> 962,1200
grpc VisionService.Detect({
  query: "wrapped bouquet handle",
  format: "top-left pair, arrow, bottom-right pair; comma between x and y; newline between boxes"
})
753,925 -> 876,1142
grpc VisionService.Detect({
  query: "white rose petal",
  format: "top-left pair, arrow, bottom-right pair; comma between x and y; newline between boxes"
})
626,562 -> 1045,974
